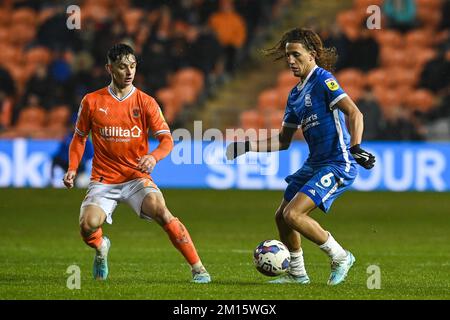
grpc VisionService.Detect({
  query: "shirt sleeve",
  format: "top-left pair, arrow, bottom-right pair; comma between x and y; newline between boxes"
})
282,90 -> 301,129
321,74 -> 347,110
146,97 -> 171,137
74,97 -> 91,137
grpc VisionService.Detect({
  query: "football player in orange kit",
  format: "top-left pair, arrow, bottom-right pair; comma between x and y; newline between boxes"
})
63,44 -> 211,283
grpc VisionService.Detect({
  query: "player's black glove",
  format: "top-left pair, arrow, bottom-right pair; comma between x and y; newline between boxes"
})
226,141 -> 251,160
350,144 -> 375,169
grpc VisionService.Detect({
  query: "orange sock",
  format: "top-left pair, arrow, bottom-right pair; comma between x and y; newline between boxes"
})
164,218 -> 200,266
81,227 -> 103,249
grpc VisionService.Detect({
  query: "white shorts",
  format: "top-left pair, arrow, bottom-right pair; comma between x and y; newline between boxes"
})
80,178 -> 160,224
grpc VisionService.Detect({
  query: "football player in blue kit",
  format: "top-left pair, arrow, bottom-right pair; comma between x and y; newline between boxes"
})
226,28 -> 375,285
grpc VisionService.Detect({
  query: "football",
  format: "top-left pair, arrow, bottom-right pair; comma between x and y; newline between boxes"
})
253,240 -> 290,277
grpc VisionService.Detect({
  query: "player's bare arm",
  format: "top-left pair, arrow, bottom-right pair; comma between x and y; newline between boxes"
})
226,126 -> 297,160
64,133 -> 88,189
337,96 -> 375,169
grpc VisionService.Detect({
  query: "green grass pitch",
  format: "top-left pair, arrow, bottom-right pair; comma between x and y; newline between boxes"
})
0,189 -> 449,300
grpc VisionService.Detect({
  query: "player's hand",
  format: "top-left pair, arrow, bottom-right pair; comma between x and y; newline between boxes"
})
137,155 -> 157,174
350,144 -> 375,169
63,170 -> 77,189
226,141 -> 250,160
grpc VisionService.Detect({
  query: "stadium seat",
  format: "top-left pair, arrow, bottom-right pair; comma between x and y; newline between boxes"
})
389,67 -> 418,87
405,30 -> 434,48
403,47 -> 437,69
25,47 -> 52,66
38,7 -> 57,25
156,88 -> 182,124
372,87 -> 403,120
258,89 -> 281,111
277,70 -> 299,88
240,110 -> 264,130
172,68 -> 205,94
11,8 -> 37,27
13,106 -> 47,137
374,30 -> 404,48
380,47 -> 406,67
354,0 -> 383,9
344,85 -> 363,102
9,24 -> 36,46
366,69 -> 395,88
265,110 -> 285,130
0,9 -> 11,27
416,7 -> 442,29
416,0 -> 443,10
47,105 -> 71,128
276,85 -> 293,109
405,89 -> 436,113
336,68 -> 365,89
123,9 -> 144,34
173,83 -> 198,105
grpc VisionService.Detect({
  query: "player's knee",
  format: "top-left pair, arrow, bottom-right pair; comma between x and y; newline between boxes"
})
141,195 -> 172,225
79,214 -> 102,233
282,207 -> 306,227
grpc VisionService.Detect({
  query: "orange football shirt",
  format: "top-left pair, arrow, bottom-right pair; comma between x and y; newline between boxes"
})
75,86 -> 171,184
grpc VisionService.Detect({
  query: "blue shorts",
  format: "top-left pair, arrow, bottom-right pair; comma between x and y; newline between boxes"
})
284,163 -> 358,213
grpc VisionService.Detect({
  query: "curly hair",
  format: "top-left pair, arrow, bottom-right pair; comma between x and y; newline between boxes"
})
265,28 -> 338,72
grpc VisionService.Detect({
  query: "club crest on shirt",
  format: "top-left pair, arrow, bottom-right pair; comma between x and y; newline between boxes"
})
132,107 -> 140,118
305,94 -> 312,107
325,78 -> 340,91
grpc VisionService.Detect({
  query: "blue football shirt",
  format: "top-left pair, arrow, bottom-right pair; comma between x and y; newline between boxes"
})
282,66 -> 356,171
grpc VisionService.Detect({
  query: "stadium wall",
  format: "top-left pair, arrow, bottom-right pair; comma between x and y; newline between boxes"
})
0,139 -> 448,191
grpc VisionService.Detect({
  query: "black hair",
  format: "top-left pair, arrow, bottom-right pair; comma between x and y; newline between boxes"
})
107,43 -> 135,64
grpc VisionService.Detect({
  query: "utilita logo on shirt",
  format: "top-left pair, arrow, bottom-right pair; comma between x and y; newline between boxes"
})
99,126 -> 142,138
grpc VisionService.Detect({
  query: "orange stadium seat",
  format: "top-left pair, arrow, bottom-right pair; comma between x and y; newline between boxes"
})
354,0 -> 383,8
13,106 -> 47,137
38,7 -> 57,25
0,9 -> 11,27
372,87 -> 403,120
12,8 -> 37,26
240,110 -> 264,130
374,30 -> 404,48
276,85 -> 293,109
123,9 -> 144,34
389,67 -> 419,87
403,47 -> 437,70
344,85 -> 363,102
405,89 -> 436,113
416,7 -> 442,29
25,47 -> 52,66
173,83 -> 198,105
380,47 -> 406,67
47,105 -> 71,128
336,68 -> 365,89
9,24 -> 36,46
336,10 -> 363,29
416,0 -> 443,10
0,28 -> 11,44
366,68 -> 395,88
266,110 -> 285,130
156,88 -> 182,124
405,29 -> 434,48
277,70 -> 299,88
172,68 -> 205,94
258,89 -> 281,111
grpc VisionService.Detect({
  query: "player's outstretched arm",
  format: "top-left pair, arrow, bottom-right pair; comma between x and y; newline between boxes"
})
337,96 -> 375,169
64,133 -> 87,189
226,126 -> 297,160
